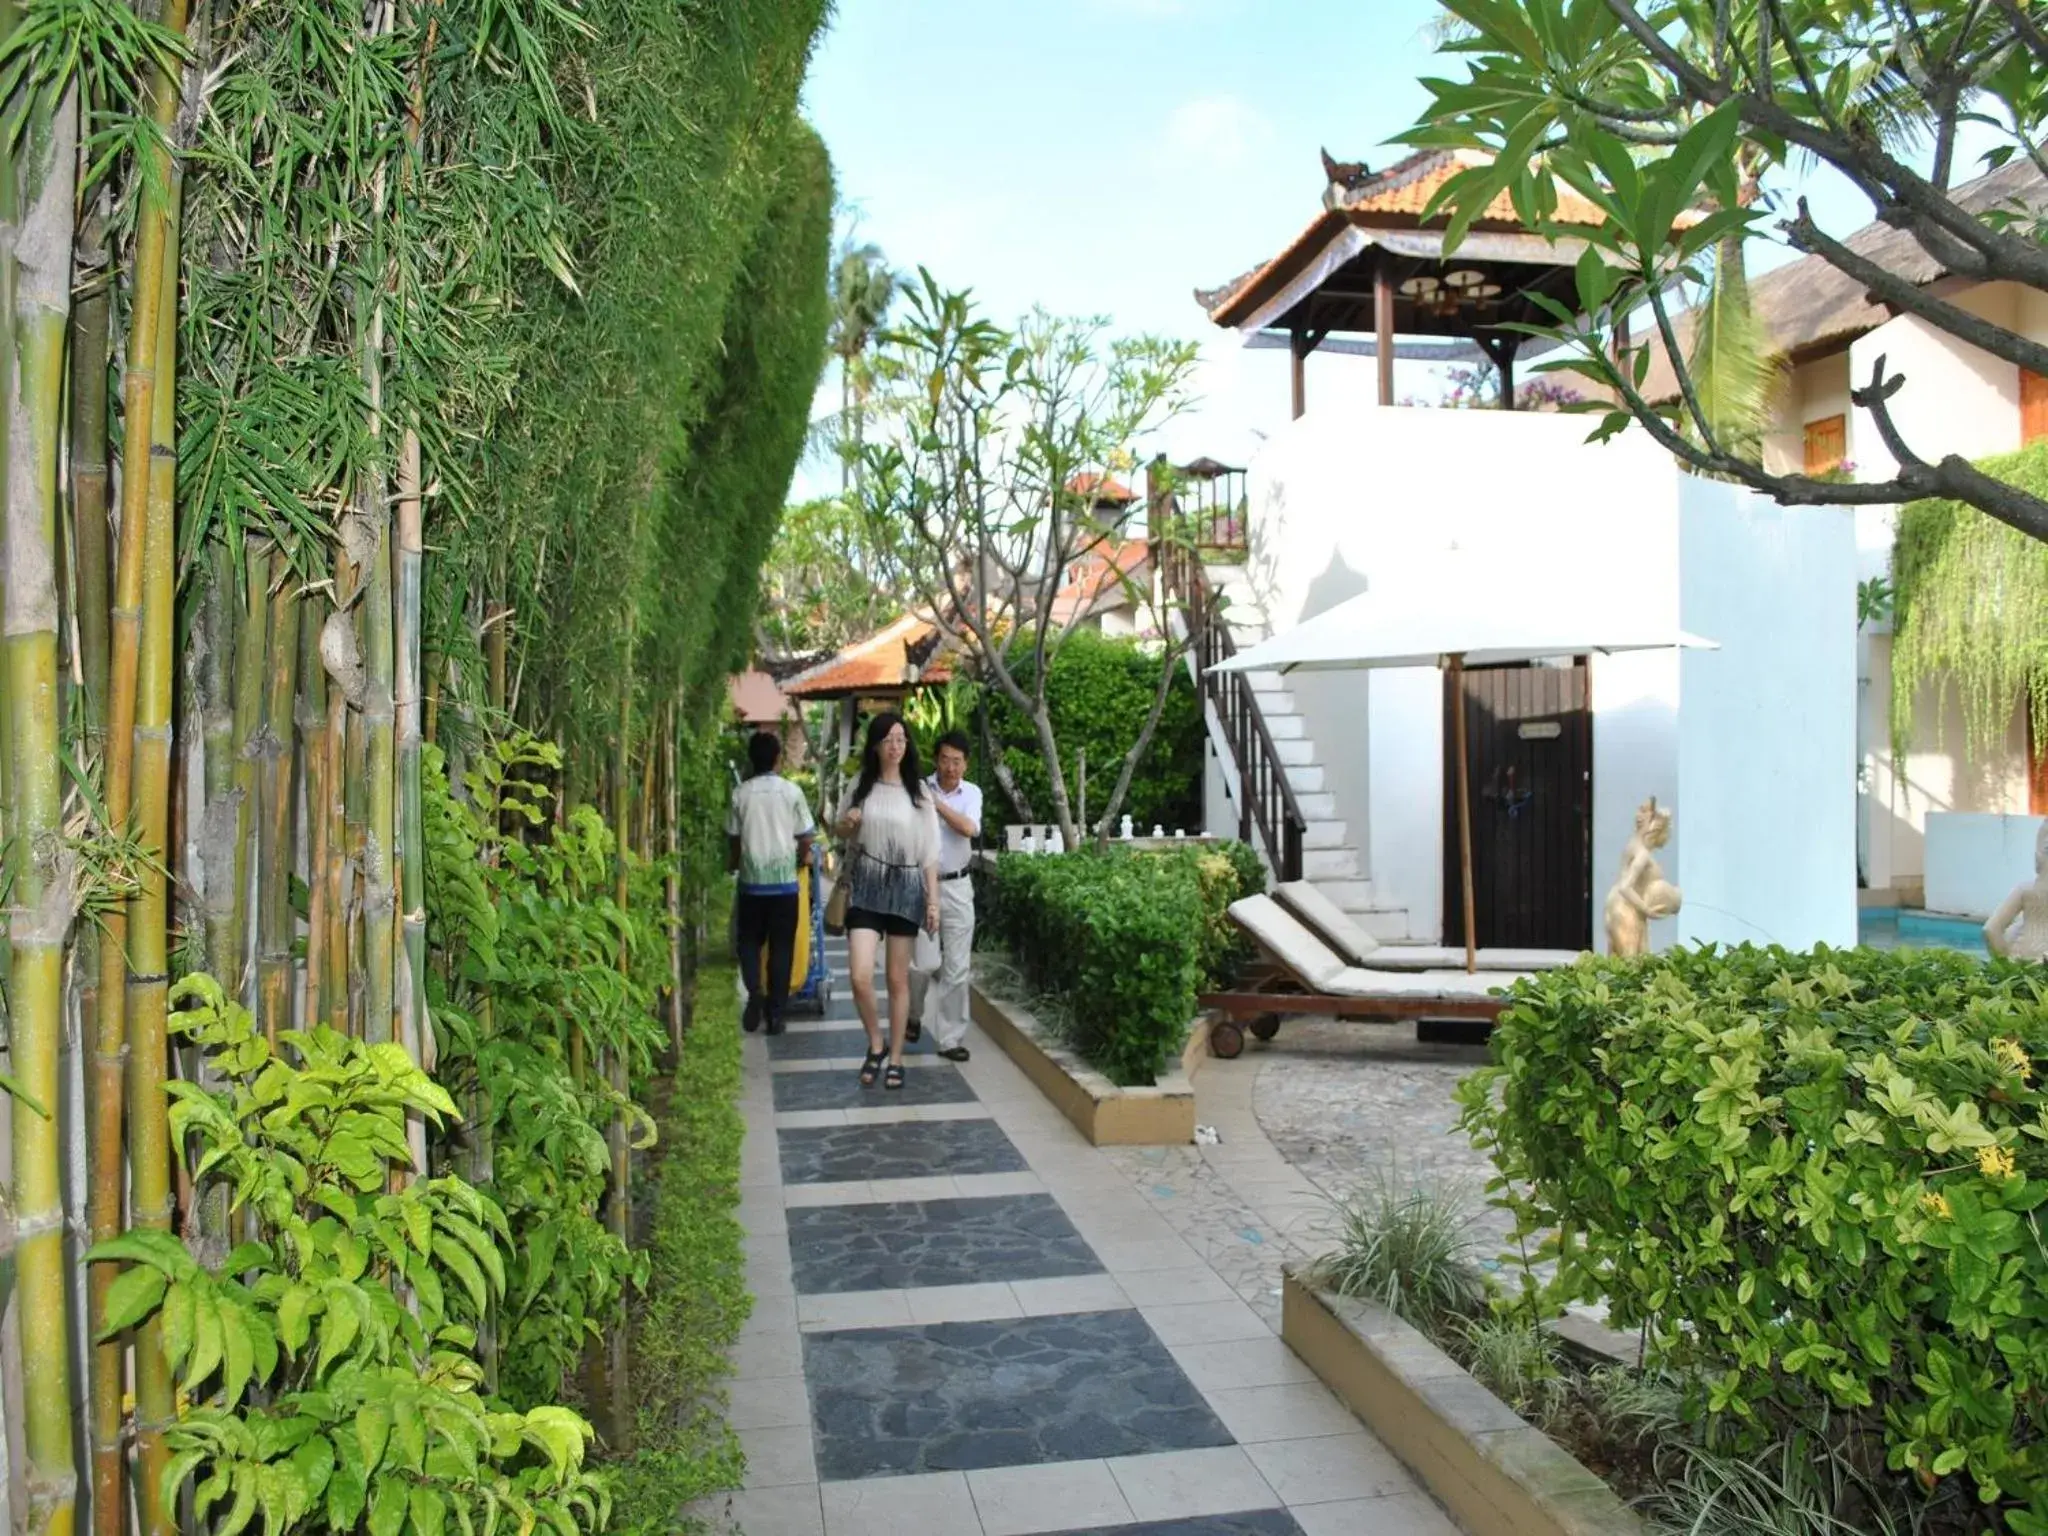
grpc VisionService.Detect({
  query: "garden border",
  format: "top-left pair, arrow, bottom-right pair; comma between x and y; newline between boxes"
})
1280,1267 -> 1644,1536
969,983 -> 1199,1145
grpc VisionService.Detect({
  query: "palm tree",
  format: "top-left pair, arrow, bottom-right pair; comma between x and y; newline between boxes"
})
829,237 -> 898,494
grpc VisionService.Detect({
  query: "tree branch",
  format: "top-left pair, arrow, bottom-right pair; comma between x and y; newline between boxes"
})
1601,0 -> 2048,290
1991,0 -> 2048,70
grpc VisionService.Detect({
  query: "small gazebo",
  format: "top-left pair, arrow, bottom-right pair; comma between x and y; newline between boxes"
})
780,612 -> 958,764
1197,147 -> 1674,416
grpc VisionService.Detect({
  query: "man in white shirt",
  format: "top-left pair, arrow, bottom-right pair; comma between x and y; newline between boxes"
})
908,731 -> 981,1061
726,732 -> 816,1035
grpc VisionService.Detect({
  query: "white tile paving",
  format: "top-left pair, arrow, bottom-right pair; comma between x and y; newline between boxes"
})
692,958 -> 1467,1536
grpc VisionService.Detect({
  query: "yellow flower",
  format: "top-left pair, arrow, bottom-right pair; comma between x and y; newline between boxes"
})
1921,1191 -> 1953,1219
1994,1037 -> 2034,1079
1979,1144 -> 2019,1181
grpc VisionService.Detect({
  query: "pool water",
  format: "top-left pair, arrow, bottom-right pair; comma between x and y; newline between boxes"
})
1858,907 -> 1990,958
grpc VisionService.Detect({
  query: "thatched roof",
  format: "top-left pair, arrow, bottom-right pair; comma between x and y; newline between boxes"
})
1638,158 -> 2048,403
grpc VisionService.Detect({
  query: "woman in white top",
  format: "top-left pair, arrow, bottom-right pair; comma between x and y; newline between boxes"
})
834,713 -> 940,1089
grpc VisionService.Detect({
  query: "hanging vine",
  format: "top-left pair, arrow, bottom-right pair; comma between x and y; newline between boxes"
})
1890,440 -> 2048,766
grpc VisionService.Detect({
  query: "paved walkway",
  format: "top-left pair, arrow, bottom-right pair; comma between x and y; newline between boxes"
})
697,936 -> 1460,1536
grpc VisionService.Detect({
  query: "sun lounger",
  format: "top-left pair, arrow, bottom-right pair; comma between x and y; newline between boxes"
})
1271,882 -> 1580,973
1201,894 -> 1538,1058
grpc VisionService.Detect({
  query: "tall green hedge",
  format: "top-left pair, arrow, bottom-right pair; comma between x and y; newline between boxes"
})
980,631 -> 1204,834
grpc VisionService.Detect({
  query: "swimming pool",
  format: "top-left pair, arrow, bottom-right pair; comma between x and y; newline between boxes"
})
1858,906 -> 1990,958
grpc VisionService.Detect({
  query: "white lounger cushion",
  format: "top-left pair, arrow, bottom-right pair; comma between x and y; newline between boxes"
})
1325,967 -> 1524,1000
1350,946 -> 1580,973
1274,882 -> 1380,963
1228,894 -> 1347,991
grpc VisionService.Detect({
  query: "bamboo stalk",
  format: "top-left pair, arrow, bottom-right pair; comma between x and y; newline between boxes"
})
198,546 -> 237,987
255,549 -> 299,1045
129,170 -> 186,1536
5,76 -> 81,1536
225,542 -> 268,1003
299,599 -> 331,1029
69,236 -> 110,732
68,192 -> 124,1536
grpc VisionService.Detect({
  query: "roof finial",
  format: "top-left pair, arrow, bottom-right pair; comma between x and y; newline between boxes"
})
1321,147 -> 1369,191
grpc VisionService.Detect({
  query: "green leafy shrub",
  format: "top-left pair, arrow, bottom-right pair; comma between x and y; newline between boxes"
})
1312,1175 -> 1489,1333
979,630 -> 1204,834
90,975 -> 606,1535
983,844 -> 1261,1085
1464,944 -> 2048,1523
610,960 -> 752,1532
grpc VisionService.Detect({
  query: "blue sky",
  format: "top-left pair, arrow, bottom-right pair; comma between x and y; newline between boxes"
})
794,0 -> 1946,491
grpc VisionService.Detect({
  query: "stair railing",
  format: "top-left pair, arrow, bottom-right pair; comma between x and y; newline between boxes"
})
1149,461 -> 1306,883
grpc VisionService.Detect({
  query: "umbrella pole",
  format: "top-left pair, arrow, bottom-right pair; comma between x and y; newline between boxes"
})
1450,653 -> 1477,974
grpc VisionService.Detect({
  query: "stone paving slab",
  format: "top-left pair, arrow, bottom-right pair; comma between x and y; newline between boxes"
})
774,1062 -> 978,1111
770,1025 -> 939,1060
788,1193 -> 1100,1293
778,1118 -> 1029,1185
1050,1512 -> 1304,1536
804,1308 -> 1234,1480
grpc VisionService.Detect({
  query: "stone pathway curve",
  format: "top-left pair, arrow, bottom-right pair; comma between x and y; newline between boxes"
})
695,936 -> 1461,1536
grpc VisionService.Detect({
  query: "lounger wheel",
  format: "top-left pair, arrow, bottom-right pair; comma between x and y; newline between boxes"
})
1210,1020 -> 1245,1060
1248,1014 -> 1282,1042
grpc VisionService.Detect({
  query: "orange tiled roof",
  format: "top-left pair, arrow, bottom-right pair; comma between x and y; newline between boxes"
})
1051,540 -> 1150,627
1068,471 -> 1136,503
728,668 -> 795,723
781,613 -> 957,700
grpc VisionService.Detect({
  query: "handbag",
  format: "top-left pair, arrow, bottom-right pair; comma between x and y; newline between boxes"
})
911,925 -> 942,976
824,871 -> 851,936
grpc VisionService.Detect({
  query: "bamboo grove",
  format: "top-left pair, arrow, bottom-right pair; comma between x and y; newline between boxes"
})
0,0 -> 835,1526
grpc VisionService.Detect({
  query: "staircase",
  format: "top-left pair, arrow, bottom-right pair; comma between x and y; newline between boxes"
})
1149,462 -> 1408,936
1199,561 -> 1411,938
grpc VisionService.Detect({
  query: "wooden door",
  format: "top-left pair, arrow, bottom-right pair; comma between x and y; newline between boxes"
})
2030,695 -> 2048,815
1803,413 -> 1846,474
2023,369 -> 2048,445
1443,662 -> 1593,950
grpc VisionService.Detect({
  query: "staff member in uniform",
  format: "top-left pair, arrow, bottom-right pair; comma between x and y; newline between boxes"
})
908,731 -> 980,1063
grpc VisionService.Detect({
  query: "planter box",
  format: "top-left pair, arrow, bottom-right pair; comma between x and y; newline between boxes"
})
1281,1268 -> 1643,1536
969,985 -> 1197,1146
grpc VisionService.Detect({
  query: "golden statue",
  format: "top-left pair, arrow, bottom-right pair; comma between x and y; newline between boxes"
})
1604,797 -> 1681,957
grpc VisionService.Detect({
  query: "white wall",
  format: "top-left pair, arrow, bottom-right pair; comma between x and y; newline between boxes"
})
1850,283 -> 2025,480
1676,480 -> 1858,949
1246,405 -> 1686,944
1925,812 -> 2044,920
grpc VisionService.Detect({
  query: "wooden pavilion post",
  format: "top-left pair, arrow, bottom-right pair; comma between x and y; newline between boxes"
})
1374,258 -> 1396,406
1448,652 -> 1478,974
1289,328 -> 1308,420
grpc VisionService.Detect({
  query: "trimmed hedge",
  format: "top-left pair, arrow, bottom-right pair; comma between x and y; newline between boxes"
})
1465,944 -> 2048,1524
984,843 -> 1263,1086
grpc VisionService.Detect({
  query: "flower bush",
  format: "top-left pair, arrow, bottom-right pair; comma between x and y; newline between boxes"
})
983,844 -> 1263,1085
1464,944 -> 2048,1525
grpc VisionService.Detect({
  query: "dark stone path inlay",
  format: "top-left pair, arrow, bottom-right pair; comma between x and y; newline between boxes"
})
768,1026 -> 935,1061
804,1308 -> 1233,1479
773,1064 -> 976,1112
789,1194 -> 1098,1293
1052,1515 -> 1304,1536
778,1118 -> 1026,1185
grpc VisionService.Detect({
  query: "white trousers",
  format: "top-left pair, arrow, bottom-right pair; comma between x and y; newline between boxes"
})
910,878 -> 976,1049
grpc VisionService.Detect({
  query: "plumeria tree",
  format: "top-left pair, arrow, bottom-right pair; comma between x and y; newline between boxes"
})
855,274 -> 1200,849
1407,0 -> 2048,540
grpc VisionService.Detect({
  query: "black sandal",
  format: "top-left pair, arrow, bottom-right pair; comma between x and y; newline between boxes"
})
883,1063 -> 906,1091
859,1050 -> 886,1088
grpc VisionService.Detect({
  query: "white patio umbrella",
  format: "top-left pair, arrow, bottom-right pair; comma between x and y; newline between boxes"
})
1209,563 -> 1717,973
